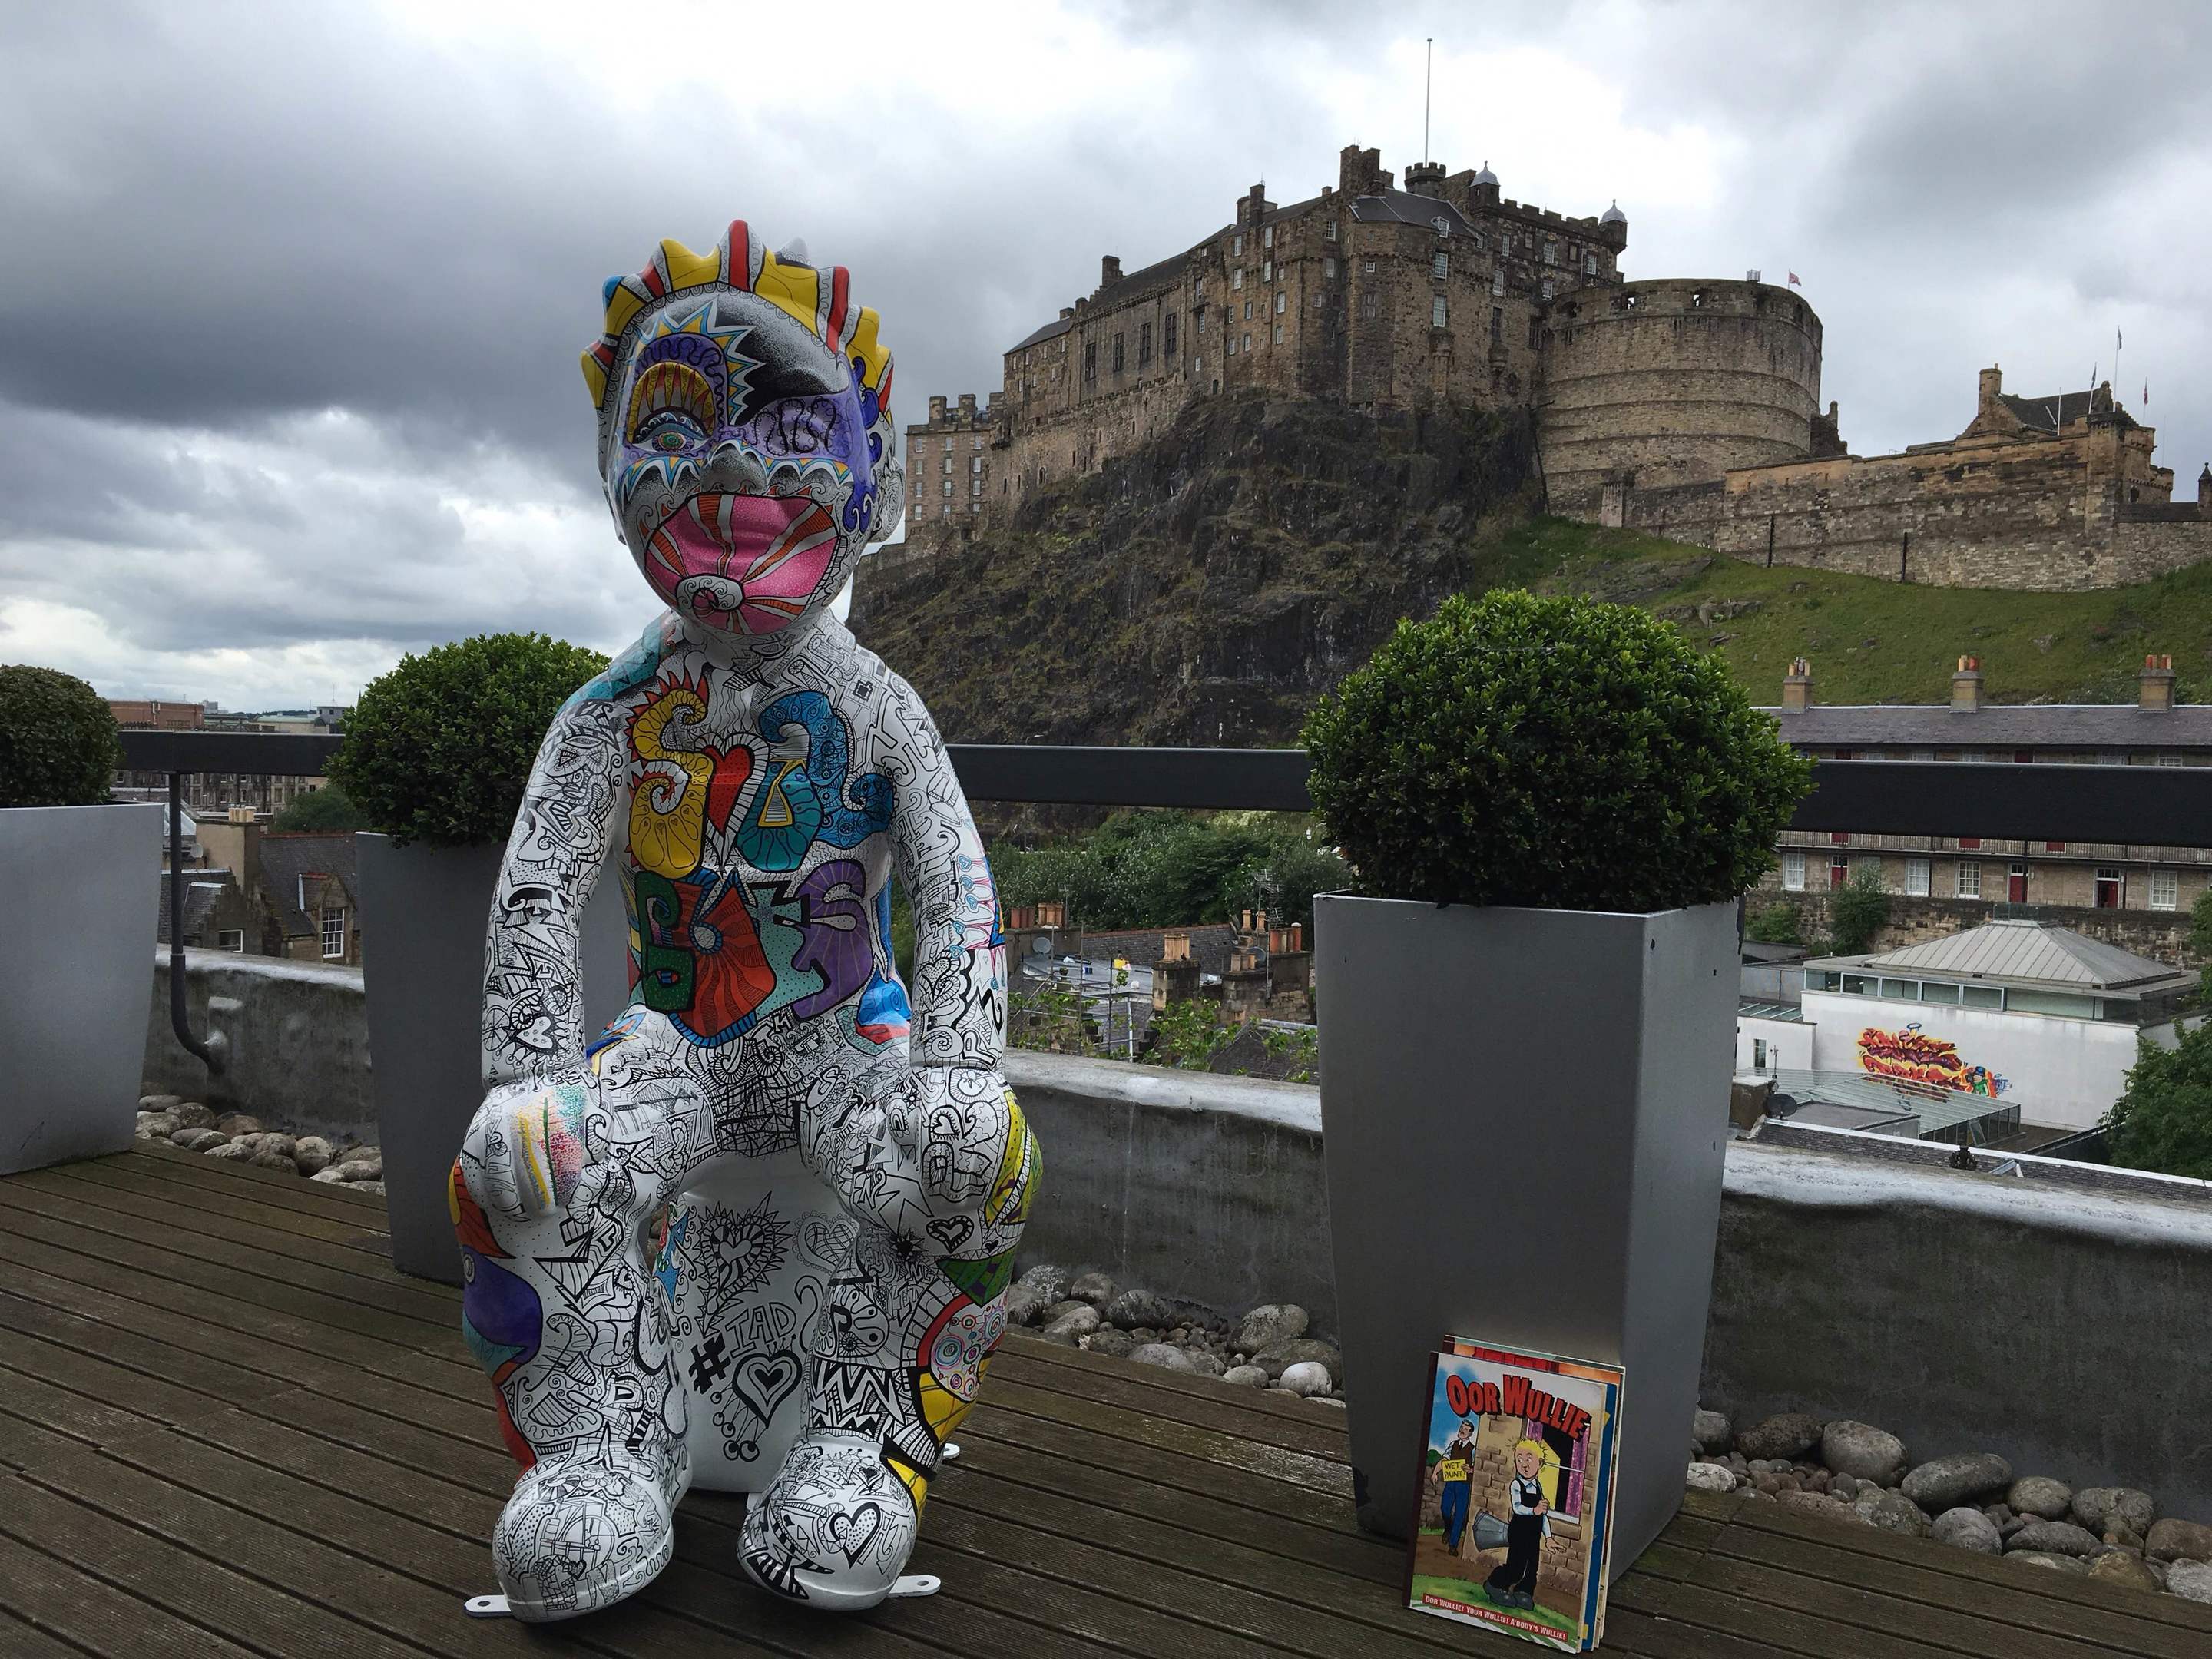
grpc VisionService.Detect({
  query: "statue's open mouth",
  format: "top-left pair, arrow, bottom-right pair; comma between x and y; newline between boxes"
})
644,492 -> 839,634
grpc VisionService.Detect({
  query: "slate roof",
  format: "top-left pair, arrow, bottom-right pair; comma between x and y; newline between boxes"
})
1757,704 -> 2212,750
256,833 -> 358,939
1813,919 -> 2189,994
1011,314 -> 1074,352
1349,189 -> 1482,237
1998,389 -> 2139,433
157,870 -> 233,945
1768,1068 -> 2022,1141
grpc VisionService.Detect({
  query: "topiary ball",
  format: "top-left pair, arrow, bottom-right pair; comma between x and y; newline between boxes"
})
1302,590 -> 1812,912
0,664 -> 124,808
331,634 -> 610,848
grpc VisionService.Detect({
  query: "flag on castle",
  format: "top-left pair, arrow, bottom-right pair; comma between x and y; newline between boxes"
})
1786,271 -> 1801,287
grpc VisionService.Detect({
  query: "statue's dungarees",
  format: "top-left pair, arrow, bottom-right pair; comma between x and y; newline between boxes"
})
449,223 -> 1034,1620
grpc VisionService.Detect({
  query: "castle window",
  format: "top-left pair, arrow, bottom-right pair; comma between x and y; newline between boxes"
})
1325,218 -> 1338,240
1491,269 -> 1505,296
1624,293 -> 1640,310
1528,316 -> 1541,349
1691,290 -> 1708,308
1324,257 -> 1336,279
972,436 -> 984,450
1084,341 -> 1096,381
1363,258 -> 1376,274
972,456 -> 983,473
1543,241 -> 1558,266
1197,310 -> 1207,334
1273,323 -> 1283,345
1540,279 -> 1554,300
1359,290 -> 1379,320
1491,306 -> 1502,343
1263,225 -> 1274,248
1164,313 -> 1177,357
1274,292 -> 1286,313
1432,296 -> 1447,329
1138,321 -> 1152,365
1194,276 -> 1205,300
1584,252 -> 1598,276
942,455 -> 952,473
1262,260 -> 1273,283
1111,333 -> 1124,373
1471,231 -> 1486,250
1233,267 -> 1243,290
1227,335 -> 1237,356
1243,300 -> 1253,320
942,478 -> 952,495
1242,332 -> 1250,352
1233,233 -> 1243,255
1432,250 -> 1449,280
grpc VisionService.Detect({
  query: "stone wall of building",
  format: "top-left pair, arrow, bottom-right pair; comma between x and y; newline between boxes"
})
1538,278 -> 1825,515
1747,886 -> 2207,964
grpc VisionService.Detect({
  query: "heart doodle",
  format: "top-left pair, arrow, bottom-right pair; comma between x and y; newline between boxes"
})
926,1214 -> 973,1253
826,1500 -> 883,1567
730,1349 -> 802,1435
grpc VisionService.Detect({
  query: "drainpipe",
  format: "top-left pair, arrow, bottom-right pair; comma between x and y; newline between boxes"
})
168,770 -> 227,1078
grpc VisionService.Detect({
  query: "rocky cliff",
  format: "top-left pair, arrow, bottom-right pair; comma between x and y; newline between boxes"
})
853,391 -> 1543,745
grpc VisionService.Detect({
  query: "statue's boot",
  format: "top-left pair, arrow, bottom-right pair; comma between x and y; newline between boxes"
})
736,1426 -> 924,1611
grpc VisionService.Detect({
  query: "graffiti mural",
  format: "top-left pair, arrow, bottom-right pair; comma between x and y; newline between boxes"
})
1856,1024 -> 2010,1097
452,222 -> 1034,1621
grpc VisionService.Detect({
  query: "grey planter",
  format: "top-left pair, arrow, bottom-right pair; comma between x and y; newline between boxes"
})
356,834 -> 628,1283
1315,892 -> 1737,1580
2,803 -> 164,1174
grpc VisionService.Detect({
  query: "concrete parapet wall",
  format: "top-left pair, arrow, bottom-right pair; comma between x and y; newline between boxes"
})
144,949 -> 374,1140
1002,1049 -> 1338,1333
1704,1140 -> 2212,1518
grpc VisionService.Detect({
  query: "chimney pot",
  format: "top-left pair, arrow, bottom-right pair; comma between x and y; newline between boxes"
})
2140,652 -> 2177,712
1952,655 -> 1985,713
1781,657 -> 1813,713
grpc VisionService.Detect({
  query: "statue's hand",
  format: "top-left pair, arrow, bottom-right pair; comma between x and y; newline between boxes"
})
464,1068 -> 596,1221
800,1060 -> 1015,1233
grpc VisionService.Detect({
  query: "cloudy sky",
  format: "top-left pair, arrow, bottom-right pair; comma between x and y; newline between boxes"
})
4,1 -> 2207,708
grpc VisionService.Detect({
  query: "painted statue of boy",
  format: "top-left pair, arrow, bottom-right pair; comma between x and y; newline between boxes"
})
450,223 -> 1037,1621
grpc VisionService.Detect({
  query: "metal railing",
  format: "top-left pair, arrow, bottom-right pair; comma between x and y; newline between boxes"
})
124,730 -> 2212,1078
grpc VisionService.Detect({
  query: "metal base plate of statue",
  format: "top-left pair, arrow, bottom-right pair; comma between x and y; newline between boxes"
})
451,222 -> 1037,1621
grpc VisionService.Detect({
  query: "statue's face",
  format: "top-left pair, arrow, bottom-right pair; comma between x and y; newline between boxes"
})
601,290 -> 891,637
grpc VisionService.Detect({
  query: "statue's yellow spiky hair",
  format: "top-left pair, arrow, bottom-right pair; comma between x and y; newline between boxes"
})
581,220 -> 892,413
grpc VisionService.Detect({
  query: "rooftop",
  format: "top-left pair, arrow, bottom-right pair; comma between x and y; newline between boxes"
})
1758,704 -> 2212,747
1810,918 -> 2193,996
3,1139 -> 2196,1658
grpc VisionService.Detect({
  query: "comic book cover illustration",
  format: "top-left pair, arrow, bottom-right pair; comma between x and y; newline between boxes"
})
1403,1337 -> 1624,1651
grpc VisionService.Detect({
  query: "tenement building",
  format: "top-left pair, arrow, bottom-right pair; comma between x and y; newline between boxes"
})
901,144 -> 1632,554
1752,654 -> 2212,958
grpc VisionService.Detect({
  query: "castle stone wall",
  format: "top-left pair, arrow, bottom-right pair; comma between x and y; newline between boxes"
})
1538,279 -> 1823,514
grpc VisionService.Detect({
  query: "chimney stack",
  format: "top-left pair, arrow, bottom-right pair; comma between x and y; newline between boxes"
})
1781,657 -> 1813,713
927,394 -> 947,423
955,392 -> 976,420
1951,655 -> 1984,713
1978,365 -> 2002,415
1101,254 -> 1121,287
2140,654 -> 2177,713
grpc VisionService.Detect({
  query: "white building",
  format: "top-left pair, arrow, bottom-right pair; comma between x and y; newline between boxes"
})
1799,919 -> 2197,1134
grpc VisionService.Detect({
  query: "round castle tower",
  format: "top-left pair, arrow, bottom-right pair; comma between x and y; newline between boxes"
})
1536,278 -> 1823,515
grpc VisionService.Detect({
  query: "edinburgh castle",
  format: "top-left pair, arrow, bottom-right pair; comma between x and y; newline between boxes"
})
892,142 -> 2212,593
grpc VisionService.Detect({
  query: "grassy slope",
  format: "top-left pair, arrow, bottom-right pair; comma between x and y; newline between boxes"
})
1500,518 -> 2211,706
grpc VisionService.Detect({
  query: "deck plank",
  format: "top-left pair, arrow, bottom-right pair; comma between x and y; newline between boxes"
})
0,1142 -> 2177,1659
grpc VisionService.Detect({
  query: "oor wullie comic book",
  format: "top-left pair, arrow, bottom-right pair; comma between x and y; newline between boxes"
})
1405,1338 -> 1624,1651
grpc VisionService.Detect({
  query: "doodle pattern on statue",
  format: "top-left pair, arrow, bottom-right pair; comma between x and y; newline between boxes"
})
452,221 -> 1036,1621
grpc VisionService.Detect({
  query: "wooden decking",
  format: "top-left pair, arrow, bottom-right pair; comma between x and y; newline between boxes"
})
2,1143 -> 2206,1658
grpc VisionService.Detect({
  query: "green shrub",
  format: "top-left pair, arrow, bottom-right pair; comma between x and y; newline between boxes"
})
1747,903 -> 1803,946
2104,1025 -> 2212,1179
1830,868 -> 1891,956
269,782 -> 369,834
0,664 -> 122,808
1302,591 -> 1813,910
993,810 -> 1347,932
332,634 -> 609,847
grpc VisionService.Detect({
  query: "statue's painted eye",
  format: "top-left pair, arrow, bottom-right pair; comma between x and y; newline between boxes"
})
635,409 -> 706,453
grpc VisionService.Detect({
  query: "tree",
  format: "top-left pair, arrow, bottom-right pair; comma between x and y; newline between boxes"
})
1746,903 -> 1802,946
1829,868 -> 1890,957
2104,1024 -> 2212,1179
2191,888 -> 2212,1001
269,783 -> 368,833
